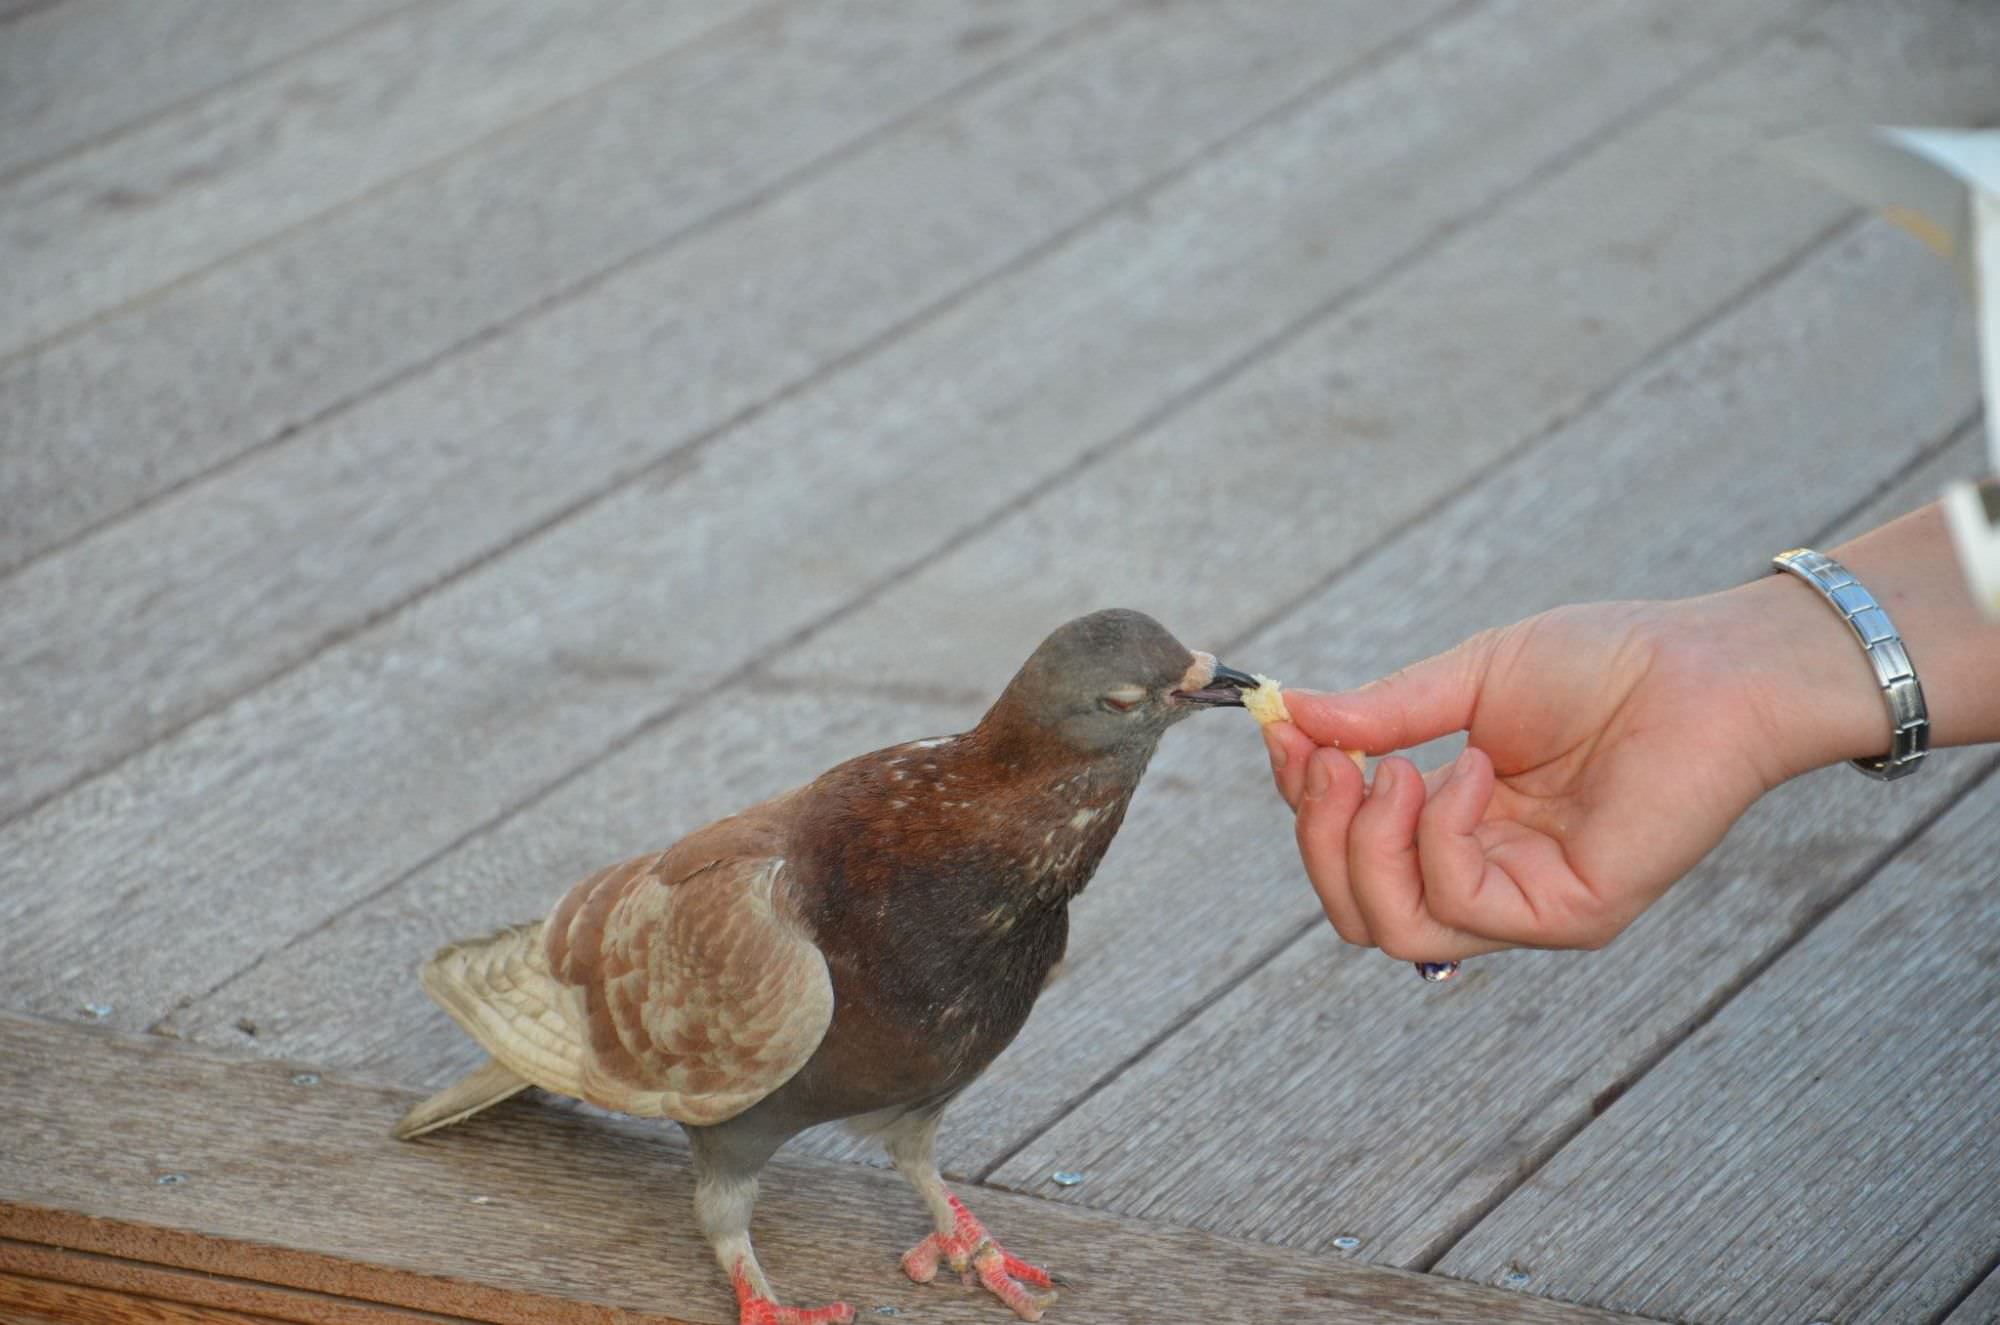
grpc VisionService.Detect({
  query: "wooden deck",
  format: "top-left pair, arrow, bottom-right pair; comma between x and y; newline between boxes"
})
4,2 -> 1997,1322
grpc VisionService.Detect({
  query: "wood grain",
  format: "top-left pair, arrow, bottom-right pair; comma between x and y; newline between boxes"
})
767,0 -> 2000,699
763,0 -> 2000,1171
0,0 -> 1106,576
1946,1265 -> 2000,1324
983,214 -> 1992,1260
159,0 -> 1994,1211
0,1271 -> 290,1325
0,1240 -> 473,1325
159,691 -> 973,1082
1434,770 -> 2000,1324
0,0 -> 411,180
0,0 -> 1444,817
0,0 -> 759,358
0,1016 -> 1643,1325
0,0 -> 1772,1029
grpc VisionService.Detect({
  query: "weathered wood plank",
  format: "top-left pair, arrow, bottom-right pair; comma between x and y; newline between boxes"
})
0,0 -> 1447,818
0,0 -> 1105,575
0,0 -> 1771,1030
766,0 -> 2000,701
0,0 -> 412,181
751,0 -> 2000,1172
0,1239 -> 478,1325
0,0 -> 762,359
1946,1264 -> 2000,1324
982,215 -> 1993,1261
159,691 -> 973,1077
0,1017 -> 1643,1325
162,0 -> 1995,1199
0,1271 -> 290,1325
1435,769 -> 2000,1324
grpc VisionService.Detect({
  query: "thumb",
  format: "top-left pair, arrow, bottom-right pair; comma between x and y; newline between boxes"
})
1285,632 -> 1495,754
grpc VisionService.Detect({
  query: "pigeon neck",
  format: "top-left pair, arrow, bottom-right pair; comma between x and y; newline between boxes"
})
952,721 -> 1152,908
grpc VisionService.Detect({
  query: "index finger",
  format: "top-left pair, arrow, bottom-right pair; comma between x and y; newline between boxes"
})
1283,634 -> 1494,754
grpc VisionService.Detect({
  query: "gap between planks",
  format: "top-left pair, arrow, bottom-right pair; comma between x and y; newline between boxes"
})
23,0 -> 1968,1160
0,0 -> 788,369
32,2 -> 1483,1027
968,392 -> 1965,1195
0,0 -> 428,189
90,0 -> 1984,1296
0,0 -> 1126,578
1433,764 -> 2000,1320
7,0 -> 1976,1320
1942,1247 -> 2000,1324
70,0 -> 1872,1096
0,1236 -> 492,1325
1392,413 -> 1992,1275
146,0 -> 1786,1032
1417,748 -> 2000,1277
5,0 -> 1778,843
960,241 -> 1976,1264
0,0 -> 1461,763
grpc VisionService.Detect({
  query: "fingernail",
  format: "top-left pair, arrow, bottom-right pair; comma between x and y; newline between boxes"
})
1263,728 -> 1287,771
1368,761 -> 1392,798
1452,747 -> 1477,779
1304,752 -> 1331,800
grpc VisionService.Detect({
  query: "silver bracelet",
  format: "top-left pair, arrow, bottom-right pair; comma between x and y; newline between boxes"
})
1770,548 -> 1929,780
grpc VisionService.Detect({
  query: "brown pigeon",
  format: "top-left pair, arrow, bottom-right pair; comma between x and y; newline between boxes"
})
394,609 -> 1259,1324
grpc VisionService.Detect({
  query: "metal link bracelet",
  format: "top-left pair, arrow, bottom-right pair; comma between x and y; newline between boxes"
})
1771,548 -> 1930,780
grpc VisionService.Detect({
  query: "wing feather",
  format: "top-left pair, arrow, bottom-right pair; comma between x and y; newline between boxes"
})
544,843 -> 832,1126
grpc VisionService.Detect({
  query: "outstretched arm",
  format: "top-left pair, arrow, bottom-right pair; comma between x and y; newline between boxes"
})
1264,501 -> 2000,963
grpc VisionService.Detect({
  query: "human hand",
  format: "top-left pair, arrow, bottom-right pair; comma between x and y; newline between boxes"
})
1262,582 -> 1890,962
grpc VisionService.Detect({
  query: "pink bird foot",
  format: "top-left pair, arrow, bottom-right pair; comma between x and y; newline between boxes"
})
732,1262 -> 855,1325
901,1194 -> 1057,1322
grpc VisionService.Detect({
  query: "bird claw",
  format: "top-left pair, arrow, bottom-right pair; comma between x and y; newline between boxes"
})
901,1196 -> 1056,1321
732,1261 -> 854,1325
738,1301 -> 854,1325
969,1243 -> 1058,1321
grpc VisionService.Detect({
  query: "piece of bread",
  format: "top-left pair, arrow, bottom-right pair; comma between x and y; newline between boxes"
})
1246,676 -> 1365,770
1243,675 -> 1291,725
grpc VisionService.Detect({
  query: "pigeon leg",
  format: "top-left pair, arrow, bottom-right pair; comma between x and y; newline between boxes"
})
882,1112 -> 1057,1322
690,1126 -> 855,1325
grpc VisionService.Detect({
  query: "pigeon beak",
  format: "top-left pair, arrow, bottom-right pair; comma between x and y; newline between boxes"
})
1172,658 -> 1259,707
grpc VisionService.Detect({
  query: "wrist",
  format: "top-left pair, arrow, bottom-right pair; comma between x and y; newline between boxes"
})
1689,572 -> 1895,784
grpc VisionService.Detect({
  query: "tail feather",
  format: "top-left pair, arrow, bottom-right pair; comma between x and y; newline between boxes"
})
394,921 -> 590,1139
394,1058 -> 530,1140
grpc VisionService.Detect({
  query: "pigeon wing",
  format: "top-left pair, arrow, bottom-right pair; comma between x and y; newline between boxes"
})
542,833 -> 833,1127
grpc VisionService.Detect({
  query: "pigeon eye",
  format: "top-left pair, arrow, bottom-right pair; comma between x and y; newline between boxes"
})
1100,685 -> 1147,713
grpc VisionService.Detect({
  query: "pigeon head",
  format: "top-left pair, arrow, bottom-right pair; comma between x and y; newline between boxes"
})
984,608 -> 1258,757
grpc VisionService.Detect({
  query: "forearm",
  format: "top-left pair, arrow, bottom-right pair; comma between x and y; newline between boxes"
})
1705,501 -> 2000,781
